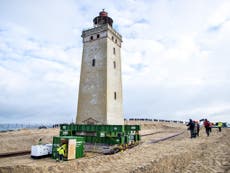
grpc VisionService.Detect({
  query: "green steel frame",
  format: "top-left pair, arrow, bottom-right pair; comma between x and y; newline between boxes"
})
59,124 -> 141,145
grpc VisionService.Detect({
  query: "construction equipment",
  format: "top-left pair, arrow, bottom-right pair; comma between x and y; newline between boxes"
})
31,144 -> 52,159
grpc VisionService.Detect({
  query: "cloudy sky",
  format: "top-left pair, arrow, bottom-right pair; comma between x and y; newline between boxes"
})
0,0 -> 230,124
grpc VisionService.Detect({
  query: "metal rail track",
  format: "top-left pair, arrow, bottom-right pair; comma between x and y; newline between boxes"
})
0,131 -> 185,158
148,131 -> 185,144
140,131 -> 163,137
0,150 -> 30,158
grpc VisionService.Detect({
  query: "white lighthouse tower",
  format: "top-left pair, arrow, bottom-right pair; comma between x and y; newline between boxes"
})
76,10 -> 124,125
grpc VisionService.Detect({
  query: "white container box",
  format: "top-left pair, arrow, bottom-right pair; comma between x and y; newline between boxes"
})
31,144 -> 52,158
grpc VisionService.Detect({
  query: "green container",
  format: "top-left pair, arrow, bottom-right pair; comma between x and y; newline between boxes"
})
76,145 -> 84,158
61,124 -> 140,133
76,141 -> 84,158
53,136 -> 61,144
52,136 -> 85,160
58,124 -> 141,146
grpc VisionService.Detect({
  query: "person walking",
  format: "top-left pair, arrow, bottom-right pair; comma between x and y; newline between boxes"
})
187,119 -> 195,138
218,122 -> 223,132
203,119 -> 210,136
209,122 -> 213,133
193,121 -> 198,137
195,121 -> 200,137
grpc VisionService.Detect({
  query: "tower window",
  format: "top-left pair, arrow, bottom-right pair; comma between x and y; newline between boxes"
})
92,59 -> 96,66
113,61 -> 116,69
113,47 -> 116,55
97,34 -> 100,38
112,36 -> 114,41
115,39 -> 117,43
90,36 -> 93,40
114,92 -> 117,100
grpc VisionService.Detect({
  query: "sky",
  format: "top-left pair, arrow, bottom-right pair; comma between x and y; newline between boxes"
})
0,0 -> 230,124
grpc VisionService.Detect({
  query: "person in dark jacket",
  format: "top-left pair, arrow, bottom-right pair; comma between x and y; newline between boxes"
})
187,119 -> 195,138
196,122 -> 200,137
203,119 -> 210,136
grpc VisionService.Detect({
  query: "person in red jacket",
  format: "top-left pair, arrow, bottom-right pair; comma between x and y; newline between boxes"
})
203,119 -> 210,136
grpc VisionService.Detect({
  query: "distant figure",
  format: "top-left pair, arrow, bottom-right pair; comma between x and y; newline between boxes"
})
218,122 -> 223,132
193,121 -> 197,137
38,138 -> 42,145
194,121 -> 200,137
203,119 -> 210,136
209,122 -> 213,133
187,119 -> 195,138
196,121 -> 200,137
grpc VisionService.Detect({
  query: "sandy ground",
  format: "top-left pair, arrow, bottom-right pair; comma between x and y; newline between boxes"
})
0,121 -> 229,173
0,128 -> 59,153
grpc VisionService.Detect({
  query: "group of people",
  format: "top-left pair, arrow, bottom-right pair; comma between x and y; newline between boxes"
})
186,119 -> 200,138
186,119 -> 223,138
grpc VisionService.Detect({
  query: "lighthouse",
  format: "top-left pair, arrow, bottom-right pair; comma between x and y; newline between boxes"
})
76,10 -> 124,125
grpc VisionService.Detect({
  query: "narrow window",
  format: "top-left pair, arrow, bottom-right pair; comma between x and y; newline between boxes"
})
113,47 -> 116,55
90,36 -> 93,40
112,36 -> 114,41
115,39 -> 117,43
113,61 -> 116,69
97,34 -> 100,38
92,59 -> 95,66
114,92 -> 117,100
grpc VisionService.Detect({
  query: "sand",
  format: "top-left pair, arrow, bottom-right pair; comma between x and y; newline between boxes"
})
0,128 -> 59,153
0,121 -> 229,173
